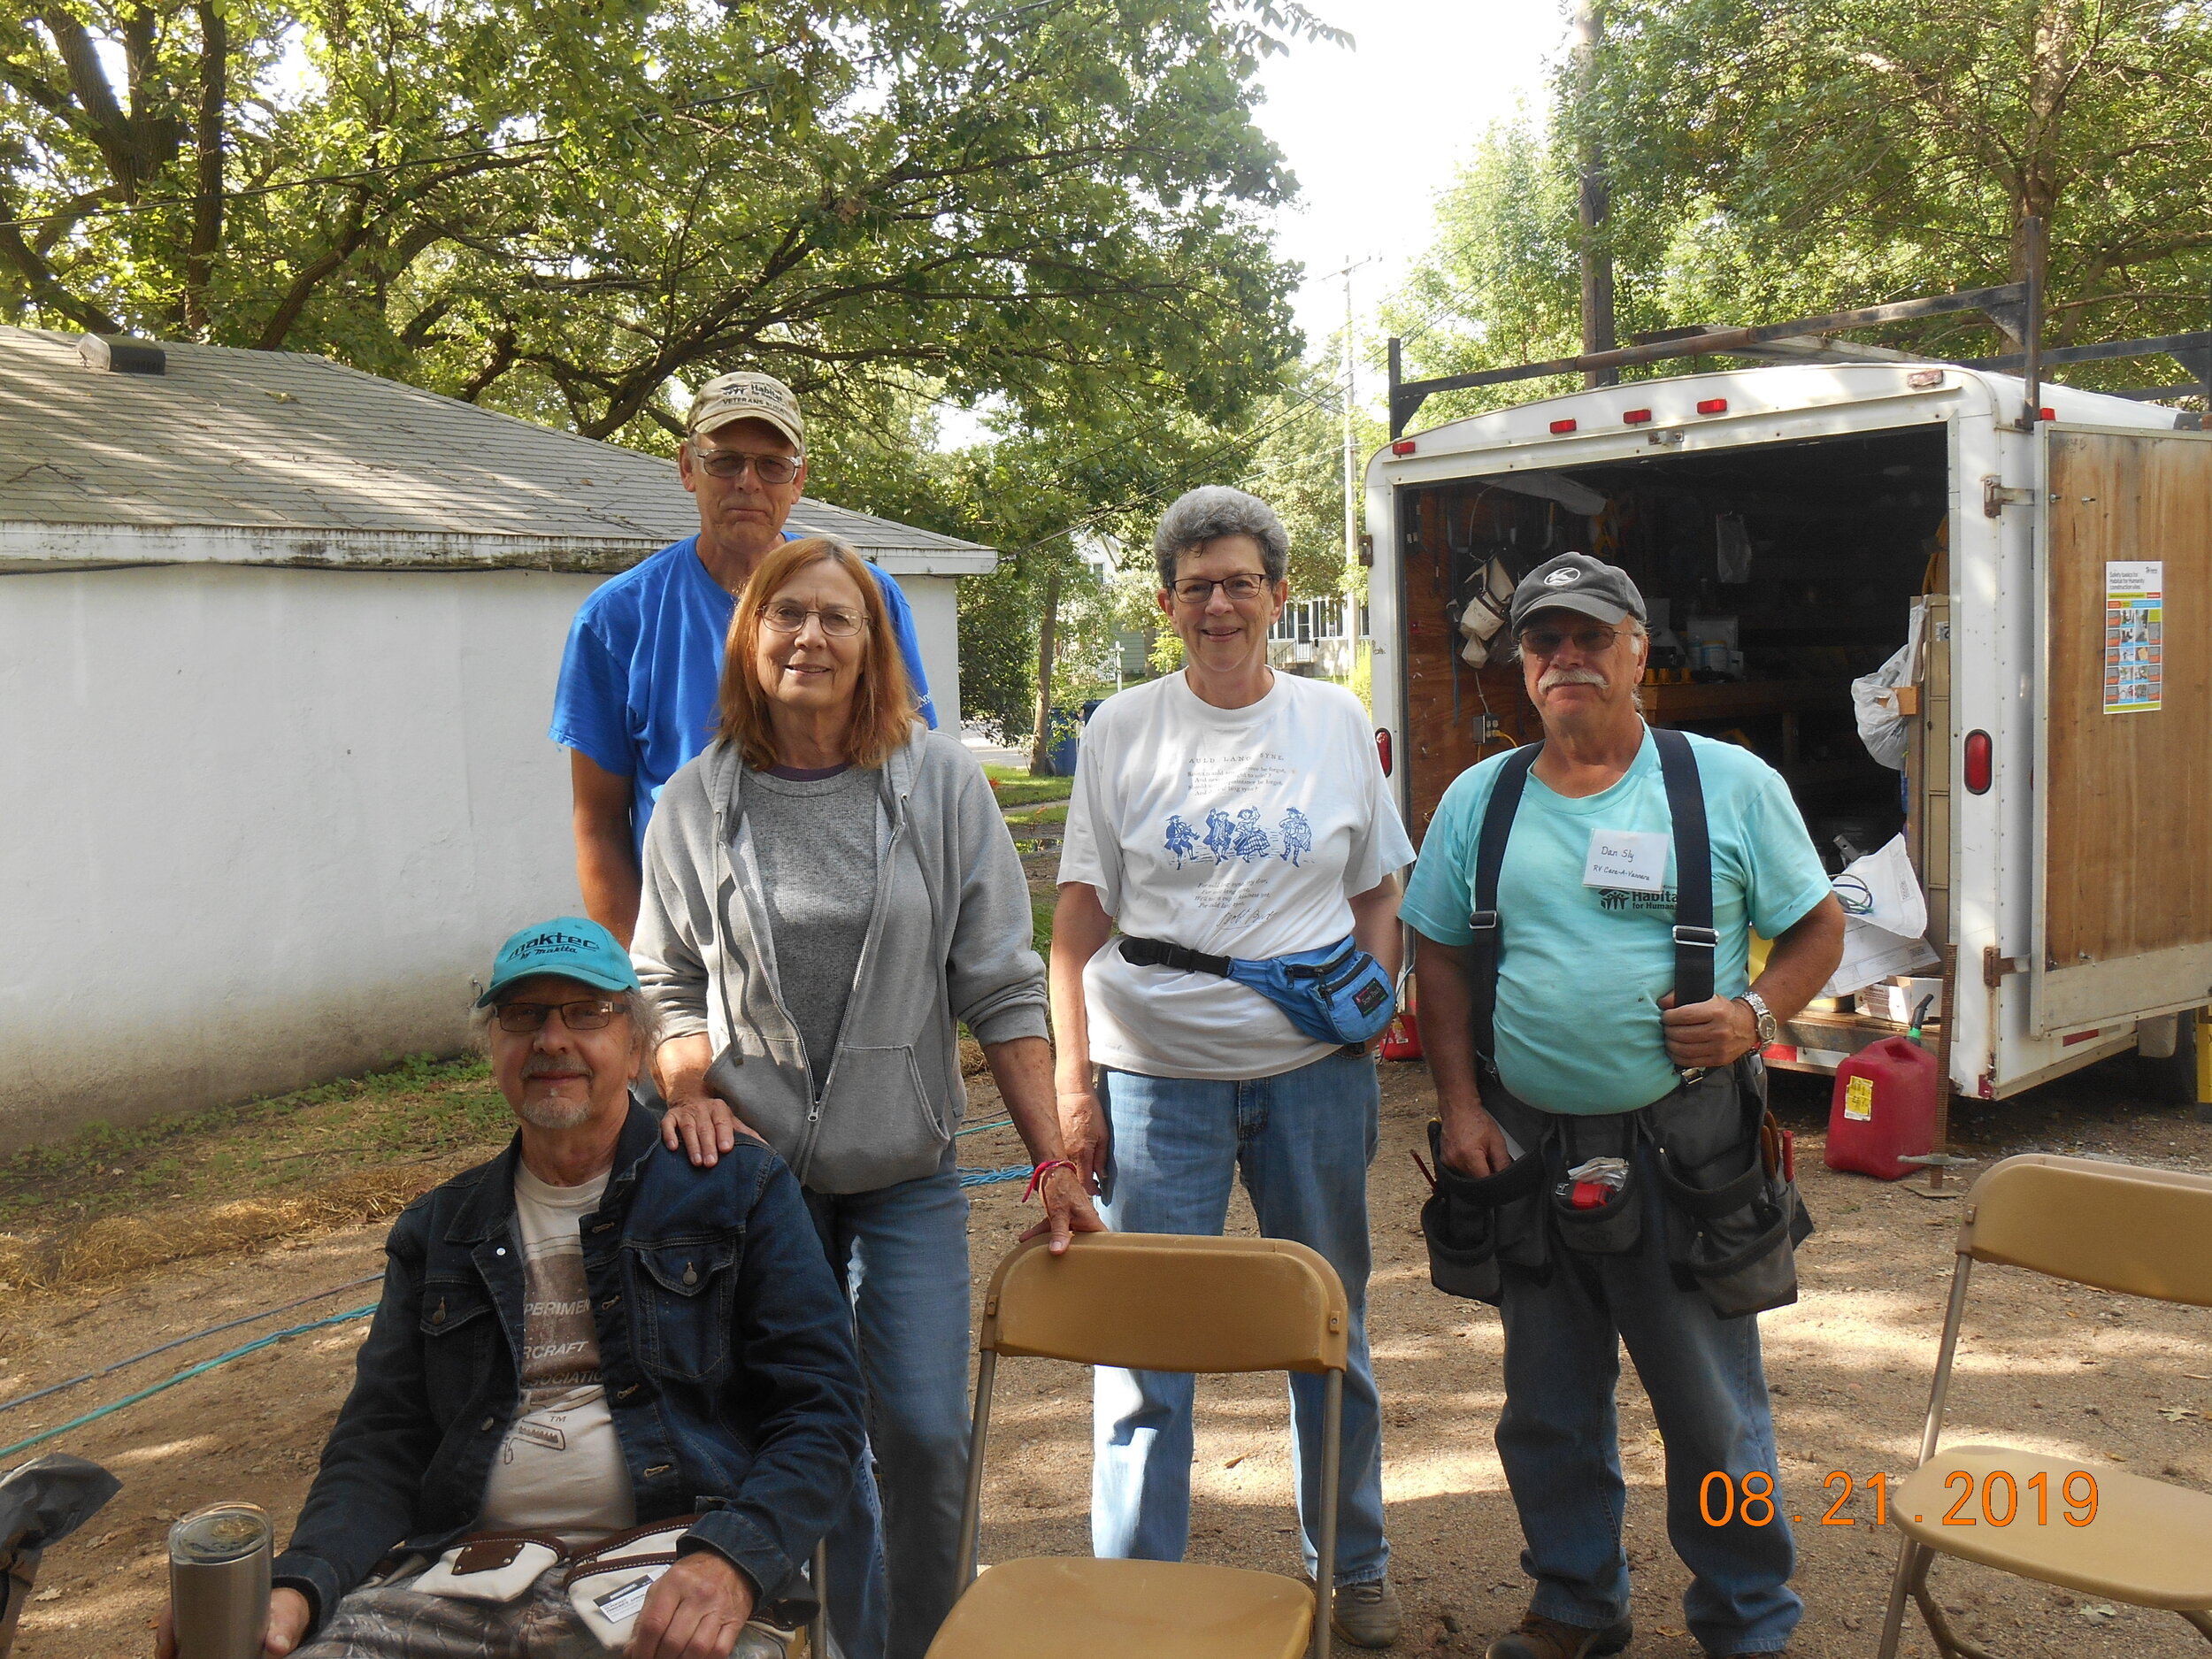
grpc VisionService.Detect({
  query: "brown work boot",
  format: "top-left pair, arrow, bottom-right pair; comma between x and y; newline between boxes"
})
1484,1611 -> 1634,1659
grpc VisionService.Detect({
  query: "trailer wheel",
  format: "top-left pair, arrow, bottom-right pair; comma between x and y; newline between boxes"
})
2135,1008 -> 2202,1103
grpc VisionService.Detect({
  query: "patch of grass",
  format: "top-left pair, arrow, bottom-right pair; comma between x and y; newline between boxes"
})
1001,801 -> 1069,829
984,764 -> 1072,808
0,1052 -> 512,1237
1031,893 -> 1056,956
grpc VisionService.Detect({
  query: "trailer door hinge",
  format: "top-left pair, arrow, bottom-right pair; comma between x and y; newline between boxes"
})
1982,946 -> 2030,987
1983,476 -> 2034,517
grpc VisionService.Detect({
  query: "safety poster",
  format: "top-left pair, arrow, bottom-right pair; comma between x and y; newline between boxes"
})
2103,560 -> 2162,714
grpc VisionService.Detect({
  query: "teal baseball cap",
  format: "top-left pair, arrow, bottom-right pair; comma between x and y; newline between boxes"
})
475,917 -> 641,1007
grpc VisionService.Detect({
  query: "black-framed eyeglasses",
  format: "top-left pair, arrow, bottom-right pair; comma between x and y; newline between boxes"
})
494,997 -> 626,1033
1170,573 -> 1271,605
760,601 -> 867,637
1517,623 -> 1626,657
693,447 -> 801,485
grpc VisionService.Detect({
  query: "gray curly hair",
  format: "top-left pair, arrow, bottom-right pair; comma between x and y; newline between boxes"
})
1153,486 -> 1291,588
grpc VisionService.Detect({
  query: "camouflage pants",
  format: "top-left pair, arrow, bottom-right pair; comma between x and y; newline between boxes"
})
293,1565 -> 603,1659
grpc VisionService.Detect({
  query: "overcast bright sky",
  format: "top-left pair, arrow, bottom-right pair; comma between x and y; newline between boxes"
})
1254,0 -> 1570,370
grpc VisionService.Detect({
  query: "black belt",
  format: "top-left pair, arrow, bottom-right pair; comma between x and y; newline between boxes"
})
1118,936 -> 1233,978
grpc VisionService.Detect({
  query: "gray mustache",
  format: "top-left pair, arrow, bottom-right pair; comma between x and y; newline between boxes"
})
1539,666 -> 1609,691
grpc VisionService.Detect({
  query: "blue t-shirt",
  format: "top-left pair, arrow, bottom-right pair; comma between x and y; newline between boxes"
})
549,534 -> 935,860
1401,729 -> 1831,1113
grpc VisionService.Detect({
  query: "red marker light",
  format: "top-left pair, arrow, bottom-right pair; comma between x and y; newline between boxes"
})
1375,727 -> 1394,777
1391,439 -> 1417,456
1696,398 -> 1728,415
1548,418 -> 1578,434
1623,408 -> 1653,425
2040,407 -> 2055,421
1964,730 -> 1993,795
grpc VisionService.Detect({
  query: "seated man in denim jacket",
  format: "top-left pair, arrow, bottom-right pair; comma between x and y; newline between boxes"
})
160,918 -> 865,1659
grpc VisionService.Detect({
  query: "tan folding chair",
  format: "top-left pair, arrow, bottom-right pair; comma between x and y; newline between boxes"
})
1876,1154 -> 2212,1657
926,1232 -> 1350,1659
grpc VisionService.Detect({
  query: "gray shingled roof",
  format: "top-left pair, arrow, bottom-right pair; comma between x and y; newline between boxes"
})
0,326 -> 995,573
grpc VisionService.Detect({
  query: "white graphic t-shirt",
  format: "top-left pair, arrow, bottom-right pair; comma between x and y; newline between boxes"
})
1058,670 -> 1415,1080
477,1164 -> 636,1544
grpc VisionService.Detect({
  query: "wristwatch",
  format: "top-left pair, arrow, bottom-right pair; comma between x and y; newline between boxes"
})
1739,990 -> 1779,1046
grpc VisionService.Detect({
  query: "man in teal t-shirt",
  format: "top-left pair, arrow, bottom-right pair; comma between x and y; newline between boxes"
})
1402,553 -> 1842,1659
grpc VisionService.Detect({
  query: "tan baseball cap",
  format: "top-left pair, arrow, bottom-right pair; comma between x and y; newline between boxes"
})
687,371 -> 804,451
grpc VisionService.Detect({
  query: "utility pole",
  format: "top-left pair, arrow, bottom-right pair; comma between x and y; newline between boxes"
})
1571,0 -> 1617,388
1342,254 -> 1357,580
1318,257 -> 1374,594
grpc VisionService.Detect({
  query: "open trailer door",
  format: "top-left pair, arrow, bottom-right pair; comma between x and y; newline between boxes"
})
2032,424 -> 2212,1035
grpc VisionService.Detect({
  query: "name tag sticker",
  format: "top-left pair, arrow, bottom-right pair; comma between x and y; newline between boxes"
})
1583,828 -> 1671,892
595,1569 -> 666,1622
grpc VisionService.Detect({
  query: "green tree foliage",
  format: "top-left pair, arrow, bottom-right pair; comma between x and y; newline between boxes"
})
1386,0 -> 2212,414
1,0 -> 1331,439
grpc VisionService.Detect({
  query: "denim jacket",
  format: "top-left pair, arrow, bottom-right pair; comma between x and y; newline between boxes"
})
271,1103 -> 865,1632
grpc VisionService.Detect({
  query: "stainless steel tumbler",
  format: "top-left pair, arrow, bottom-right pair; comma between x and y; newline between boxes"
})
167,1502 -> 272,1659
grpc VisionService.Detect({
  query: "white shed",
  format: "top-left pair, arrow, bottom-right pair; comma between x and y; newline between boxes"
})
0,326 -> 998,1148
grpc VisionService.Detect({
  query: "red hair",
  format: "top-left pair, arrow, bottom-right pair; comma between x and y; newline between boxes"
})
715,537 -> 917,771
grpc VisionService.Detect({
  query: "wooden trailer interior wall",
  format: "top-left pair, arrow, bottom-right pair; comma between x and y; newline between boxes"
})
1399,483 -> 1576,842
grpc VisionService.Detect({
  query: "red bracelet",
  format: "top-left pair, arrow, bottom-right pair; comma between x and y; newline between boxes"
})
1023,1159 -> 1079,1202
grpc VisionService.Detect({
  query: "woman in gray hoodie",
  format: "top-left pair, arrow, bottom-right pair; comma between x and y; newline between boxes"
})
633,536 -> 1101,1659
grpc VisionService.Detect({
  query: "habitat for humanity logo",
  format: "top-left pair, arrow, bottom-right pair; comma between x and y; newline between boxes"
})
1163,806 -> 1314,869
1597,887 -> 1675,913
514,929 -> 598,958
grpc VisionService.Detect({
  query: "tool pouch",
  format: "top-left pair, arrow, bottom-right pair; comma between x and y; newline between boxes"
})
1544,1113 -> 1646,1256
564,1519 -> 811,1655
414,1530 -> 567,1603
1419,1118 -> 1547,1303
1653,1059 -> 1814,1318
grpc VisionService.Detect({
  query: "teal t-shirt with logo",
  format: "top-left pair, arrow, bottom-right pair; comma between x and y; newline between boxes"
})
1401,728 -> 1832,1113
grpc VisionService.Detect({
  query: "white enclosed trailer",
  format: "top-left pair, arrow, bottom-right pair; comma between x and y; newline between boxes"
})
1365,363 -> 2211,1101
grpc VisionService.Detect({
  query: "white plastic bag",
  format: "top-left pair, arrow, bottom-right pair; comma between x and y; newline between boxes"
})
1850,599 -> 1927,770
1457,557 -> 1514,668
1820,835 -> 1939,997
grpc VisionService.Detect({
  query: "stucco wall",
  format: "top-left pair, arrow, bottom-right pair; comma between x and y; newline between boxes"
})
0,563 -> 595,1151
894,572 -> 964,733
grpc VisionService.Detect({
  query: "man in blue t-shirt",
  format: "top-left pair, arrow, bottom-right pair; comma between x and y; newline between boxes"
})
1401,554 -> 1842,1659
550,371 -> 933,943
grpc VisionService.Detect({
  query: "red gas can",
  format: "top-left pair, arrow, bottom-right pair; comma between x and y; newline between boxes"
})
1824,1035 -> 1939,1180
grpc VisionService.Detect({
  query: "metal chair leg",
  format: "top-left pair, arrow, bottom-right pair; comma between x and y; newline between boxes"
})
1875,1538 -> 1921,1659
1907,1548 -> 1998,1659
809,1539 -> 828,1659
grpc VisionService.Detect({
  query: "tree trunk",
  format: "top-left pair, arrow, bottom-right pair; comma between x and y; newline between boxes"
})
1571,0 -> 1617,388
1027,562 -> 1064,776
2013,0 -> 2073,287
182,0 -> 227,334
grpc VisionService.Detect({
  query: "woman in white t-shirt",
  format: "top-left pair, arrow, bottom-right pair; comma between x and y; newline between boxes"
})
1049,486 -> 1416,1649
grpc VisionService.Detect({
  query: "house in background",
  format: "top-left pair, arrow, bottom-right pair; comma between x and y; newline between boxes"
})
0,325 -> 997,1149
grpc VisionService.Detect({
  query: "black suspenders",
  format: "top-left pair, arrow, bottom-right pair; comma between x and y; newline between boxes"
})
1468,726 -> 1716,1067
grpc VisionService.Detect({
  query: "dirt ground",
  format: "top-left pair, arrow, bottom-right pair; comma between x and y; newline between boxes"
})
7,1056 -> 2209,1658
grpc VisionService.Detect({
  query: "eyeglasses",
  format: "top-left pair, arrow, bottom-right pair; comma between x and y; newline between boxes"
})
1517,623 -> 1626,657
1170,573 -> 1271,605
494,997 -> 626,1033
693,447 -> 801,485
761,600 -> 867,637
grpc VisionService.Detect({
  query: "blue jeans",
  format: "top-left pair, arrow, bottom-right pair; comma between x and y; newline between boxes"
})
1092,1050 -> 1390,1586
806,1153 -> 972,1659
1496,1193 -> 1801,1655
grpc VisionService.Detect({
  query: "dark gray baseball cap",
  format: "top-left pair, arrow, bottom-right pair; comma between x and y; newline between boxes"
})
1509,552 -> 1647,632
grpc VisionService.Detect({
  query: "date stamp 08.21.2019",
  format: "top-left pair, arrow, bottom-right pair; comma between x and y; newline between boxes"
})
1698,1470 -> 2100,1528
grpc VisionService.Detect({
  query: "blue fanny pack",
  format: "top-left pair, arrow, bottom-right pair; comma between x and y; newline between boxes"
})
1118,934 -> 1396,1047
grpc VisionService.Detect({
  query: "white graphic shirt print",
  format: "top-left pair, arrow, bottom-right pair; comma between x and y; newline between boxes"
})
476,1164 -> 636,1543
1058,670 -> 1414,1080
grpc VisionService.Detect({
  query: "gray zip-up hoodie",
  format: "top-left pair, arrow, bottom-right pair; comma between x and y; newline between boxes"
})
634,725 -> 1048,1194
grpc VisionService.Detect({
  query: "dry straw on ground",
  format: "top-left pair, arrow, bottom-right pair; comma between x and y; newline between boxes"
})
0,1157 -> 476,1295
